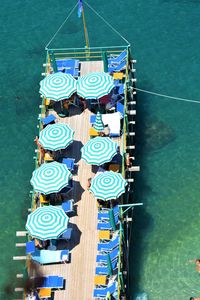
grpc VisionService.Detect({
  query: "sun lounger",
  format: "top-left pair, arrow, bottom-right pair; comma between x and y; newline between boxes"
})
56,59 -> 79,69
97,216 -> 119,230
31,249 -> 70,264
98,206 -> 119,220
108,60 -> 127,73
96,247 -> 119,263
56,59 -> 80,77
93,281 -> 117,298
35,275 -> 64,289
108,50 -> 127,66
97,236 -> 119,252
95,260 -> 118,275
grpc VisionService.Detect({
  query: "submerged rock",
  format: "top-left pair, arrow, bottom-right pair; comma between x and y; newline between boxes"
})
137,117 -> 176,152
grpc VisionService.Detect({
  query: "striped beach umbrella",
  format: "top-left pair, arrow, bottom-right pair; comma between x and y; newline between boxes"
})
26,206 -> 69,240
89,171 -> 127,200
30,162 -> 72,194
93,111 -> 104,132
39,72 -> 76,101
81,137 -> 118,165
39,123 -> 74,151
77,72 -> 114,99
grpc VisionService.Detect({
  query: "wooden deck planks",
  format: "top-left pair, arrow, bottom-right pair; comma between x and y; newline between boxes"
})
80,60 -> 104,76
31,61 -> 123,300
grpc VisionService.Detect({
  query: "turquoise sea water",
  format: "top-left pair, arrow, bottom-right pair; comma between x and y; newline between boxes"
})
1,0 -> 200,299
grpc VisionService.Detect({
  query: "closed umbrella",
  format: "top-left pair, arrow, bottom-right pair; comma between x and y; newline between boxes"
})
26,206 -> 69,240
39,72 -> 76,101
30,162 -> 72,194
39,123 -> 74,151
89,171 -> 127,200
77,72 -> 114,99
81,137 -> 118,165
93,111 -> 104,132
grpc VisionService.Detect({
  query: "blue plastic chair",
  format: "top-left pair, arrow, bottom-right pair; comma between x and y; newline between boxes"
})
90,115 -> 96,124
97,215 -> 119,230
56,59 -> 79,69
42,114 -> 56,125
59,228 -> 73,240
96,247 -> 119,263
117,102 -> 124,118
62,199 -> 74,214
26,241 -> 35,254
108,50 -> 127,66
97,236 -> 119,252
62,158 -> 75,171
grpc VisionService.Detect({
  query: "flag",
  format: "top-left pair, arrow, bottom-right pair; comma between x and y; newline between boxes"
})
78,0 -> 83,18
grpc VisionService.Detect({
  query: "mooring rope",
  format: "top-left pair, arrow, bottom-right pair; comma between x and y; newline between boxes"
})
134,87 -> 200,104
45,3 -> 78,49
84,1 -> 131,45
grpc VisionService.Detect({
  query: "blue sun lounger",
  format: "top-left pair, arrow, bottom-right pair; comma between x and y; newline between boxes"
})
96,247 -> 119,263
56,59 -> 79,69
95,260 -> 118,275
108,60 -> 127,73
31,249 -> 70,264
98,206 -> 119,220
97,236 -> 119,252
97,218 -> 119,231
108,50 -> 127,66
93,281 -> 117,298
36,275 -> 64,289
57,59 -> 80,77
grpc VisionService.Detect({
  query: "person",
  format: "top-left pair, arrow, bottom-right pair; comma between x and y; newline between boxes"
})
87,178 -> 92,190
189,297 -> 200,300
189,259 -> 200,273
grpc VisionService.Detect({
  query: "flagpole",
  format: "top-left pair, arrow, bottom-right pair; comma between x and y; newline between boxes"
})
81,6 -> 90,49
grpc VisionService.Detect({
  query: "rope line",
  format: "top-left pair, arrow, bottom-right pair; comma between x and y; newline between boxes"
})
84,1 -> 130,46
134,87 -> 200,104
45,3 -> 78,49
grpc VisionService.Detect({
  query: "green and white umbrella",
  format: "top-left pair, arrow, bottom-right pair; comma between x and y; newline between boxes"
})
81,137 -> 118,165
30,162 -> 72,194
26,206 -> 69,240
77,72 -> 114,99
93,111 -> 104,132
89,171 -> 127,200
39,72 -> 76,101
39,123 -> 74,151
